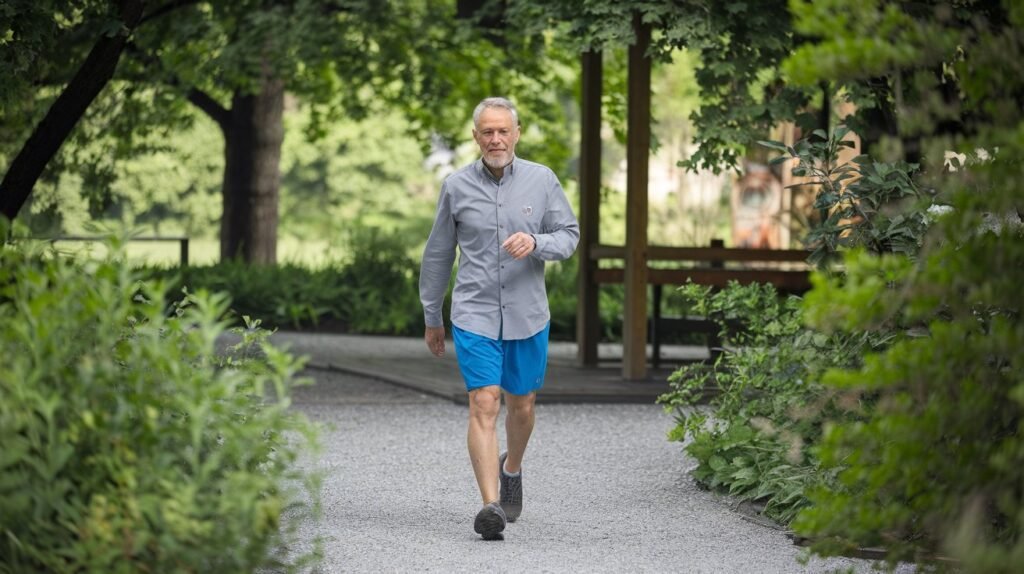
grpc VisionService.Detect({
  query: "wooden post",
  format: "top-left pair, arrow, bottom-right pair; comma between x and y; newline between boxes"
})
709,238 -> 724,268
623,14 -> 651,380
179,237 -> 190,267
577,50 -> 602,367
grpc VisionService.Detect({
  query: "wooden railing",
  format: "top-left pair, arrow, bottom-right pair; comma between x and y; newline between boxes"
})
37,236 -> 191,266
589,239 -> 813,367
589,243 -> 812,292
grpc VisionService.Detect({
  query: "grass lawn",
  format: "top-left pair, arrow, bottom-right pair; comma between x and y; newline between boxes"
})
48,236 -> 338,267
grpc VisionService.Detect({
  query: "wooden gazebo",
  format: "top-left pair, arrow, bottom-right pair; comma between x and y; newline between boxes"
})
574,17 -> 810,380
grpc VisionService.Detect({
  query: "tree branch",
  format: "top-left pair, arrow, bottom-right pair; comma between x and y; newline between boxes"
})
186,87 -> 231,131
0,0 -> 145,221
124,42 -> 231,130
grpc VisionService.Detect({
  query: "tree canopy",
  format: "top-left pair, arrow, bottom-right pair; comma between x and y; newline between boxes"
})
510,0 -> 813,172
1,0 -> 578,262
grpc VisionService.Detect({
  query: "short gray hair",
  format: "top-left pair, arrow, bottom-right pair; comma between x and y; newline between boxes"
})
473,97 -> 519,128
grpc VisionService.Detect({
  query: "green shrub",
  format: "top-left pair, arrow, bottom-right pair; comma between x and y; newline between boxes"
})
760,126 -> 928,268
773,2 -> 1024,569
140,229 -> 591,341
147,260 -> 346,331
660,122 -> 927,527
140,227 -> 424,336
0,230 -> 320,573
544,257 -> 579,341
795,238 -> 1024,567
658,281 -> 889,522
334,226 -> 422,334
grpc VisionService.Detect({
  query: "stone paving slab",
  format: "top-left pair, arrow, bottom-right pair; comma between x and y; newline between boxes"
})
269,331 -> 707,404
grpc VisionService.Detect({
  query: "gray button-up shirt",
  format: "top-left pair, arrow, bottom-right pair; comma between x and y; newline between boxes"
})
419,157 -> 580,340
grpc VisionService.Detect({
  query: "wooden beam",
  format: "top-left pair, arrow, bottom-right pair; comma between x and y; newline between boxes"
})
593,267 -> 812,292
591,244 -> 811,263
651,246 -> 809,263
576,50 -> 602,367
623,14 -> 651,380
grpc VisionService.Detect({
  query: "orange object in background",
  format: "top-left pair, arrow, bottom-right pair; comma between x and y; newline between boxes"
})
732,162 -> 783,249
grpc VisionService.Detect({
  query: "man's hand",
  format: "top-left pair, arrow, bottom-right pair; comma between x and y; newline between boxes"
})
425,326 -> 446,357
502,232 -> 536,260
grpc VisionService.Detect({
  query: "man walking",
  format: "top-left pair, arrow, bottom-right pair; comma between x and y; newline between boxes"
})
419,97 -> 579,540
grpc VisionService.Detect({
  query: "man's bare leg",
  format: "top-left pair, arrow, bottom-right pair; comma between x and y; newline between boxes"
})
503,392 -> 536,473
467,386 -> 502,504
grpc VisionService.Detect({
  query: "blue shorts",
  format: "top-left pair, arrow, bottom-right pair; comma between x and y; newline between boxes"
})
452,323 -> 550,396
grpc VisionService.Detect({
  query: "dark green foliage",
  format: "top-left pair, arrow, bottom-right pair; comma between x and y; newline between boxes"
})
512,0 -> 811,173
760,127 -> 929,267
543,257 -> 578,340
659,124 -> 928,527
335,227 -> 424,335
776,1 -> 1024,570
795,238 -> 1023,568
141,230 -> 423,336
0,228 -> 320,573
658,282 -> 889,522
146,261 -> 352,332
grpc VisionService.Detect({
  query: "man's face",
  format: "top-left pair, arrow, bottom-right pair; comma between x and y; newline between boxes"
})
473,107 -> 520,170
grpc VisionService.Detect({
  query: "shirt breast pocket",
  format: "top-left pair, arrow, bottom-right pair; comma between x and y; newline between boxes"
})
512,196 -> 546,233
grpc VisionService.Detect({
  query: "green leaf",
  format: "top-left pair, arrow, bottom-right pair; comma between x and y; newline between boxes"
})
758,140 -> 790,153
709,455 -> 728,471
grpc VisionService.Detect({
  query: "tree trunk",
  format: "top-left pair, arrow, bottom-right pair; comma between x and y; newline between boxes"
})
0,0 -> 144,221
219,69 -> 284,264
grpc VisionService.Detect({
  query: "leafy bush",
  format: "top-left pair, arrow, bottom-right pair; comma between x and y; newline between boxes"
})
760,126 -> 928,267
140,227 -> 424,336
334,226 -> 423,334
658,281 -> 889,522
139,228 -> 593,342
0,230 -> 320,573
659,120 -> 928,526
771,2 -> 1024,570
794,209 -> 1024,567
544,257 -> 578,340
145,261 -> 345,331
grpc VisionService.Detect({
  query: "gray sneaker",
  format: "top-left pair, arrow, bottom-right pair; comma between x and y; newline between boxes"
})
473,502 -> 506,540
498,452 -> 523,522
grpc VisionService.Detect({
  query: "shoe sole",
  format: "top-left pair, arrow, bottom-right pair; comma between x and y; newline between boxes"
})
474,507 -> 506,541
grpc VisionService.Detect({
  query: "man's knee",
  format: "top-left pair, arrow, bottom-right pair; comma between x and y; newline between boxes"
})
469,386 -> 501,419
505,394 -> 535,419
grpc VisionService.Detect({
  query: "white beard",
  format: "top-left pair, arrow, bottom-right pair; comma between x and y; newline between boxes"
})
483,152 -> 513,170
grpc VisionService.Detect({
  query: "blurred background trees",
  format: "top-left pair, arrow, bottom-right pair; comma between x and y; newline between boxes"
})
2,0 -> 766,265
1,0 -> 577,263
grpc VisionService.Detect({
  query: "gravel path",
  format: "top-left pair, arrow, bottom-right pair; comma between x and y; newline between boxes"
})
285,368 -> 890,574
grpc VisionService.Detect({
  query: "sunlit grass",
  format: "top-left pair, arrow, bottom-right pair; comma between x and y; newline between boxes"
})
48,236 -> 340,267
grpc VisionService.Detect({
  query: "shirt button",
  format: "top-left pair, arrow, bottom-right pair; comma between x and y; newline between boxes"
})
499,225 -> 504,229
